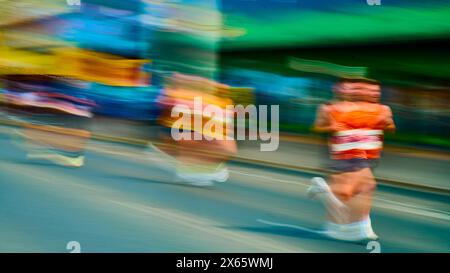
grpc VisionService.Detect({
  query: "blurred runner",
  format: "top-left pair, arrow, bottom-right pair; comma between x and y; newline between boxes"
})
154,72 -> 236,186
308,78 -> 395,241
3,75 -> 94,167
146,0 -> 237,186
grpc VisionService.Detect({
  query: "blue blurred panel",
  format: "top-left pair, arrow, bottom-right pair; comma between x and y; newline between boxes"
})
83,84 -> 162,120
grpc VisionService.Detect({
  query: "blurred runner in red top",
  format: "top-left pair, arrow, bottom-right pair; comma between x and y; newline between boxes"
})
309,78 -> 395,242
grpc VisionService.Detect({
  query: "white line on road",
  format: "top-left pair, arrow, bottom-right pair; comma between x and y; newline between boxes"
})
230,170 -> 450,222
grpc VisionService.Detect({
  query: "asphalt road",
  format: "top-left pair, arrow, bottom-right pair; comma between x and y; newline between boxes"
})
0,126 -> 449,253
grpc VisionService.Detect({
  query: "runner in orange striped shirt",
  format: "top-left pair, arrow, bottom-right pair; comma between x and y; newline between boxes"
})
308,78 -> 395,242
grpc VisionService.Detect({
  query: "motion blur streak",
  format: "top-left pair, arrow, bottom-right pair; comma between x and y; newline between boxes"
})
0,0 -> 449,252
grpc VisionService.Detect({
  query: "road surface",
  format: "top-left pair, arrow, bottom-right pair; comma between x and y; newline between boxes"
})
0,126 -> 449,253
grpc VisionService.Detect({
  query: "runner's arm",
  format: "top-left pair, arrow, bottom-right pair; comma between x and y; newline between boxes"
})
313,104 -> 334,133
383,106 -> 396,132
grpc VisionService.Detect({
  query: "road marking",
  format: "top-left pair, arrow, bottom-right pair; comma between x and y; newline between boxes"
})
375,197 -> 450,221
230,170 -> 309,187
257,219 -> 328,234
230,170 -> 450,222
